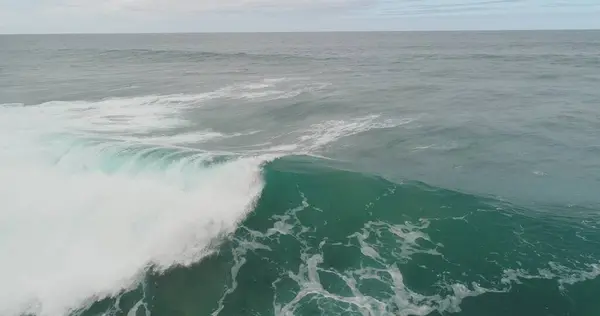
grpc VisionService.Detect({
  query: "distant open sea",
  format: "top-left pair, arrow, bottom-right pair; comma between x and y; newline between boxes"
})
1,31 -> 600,316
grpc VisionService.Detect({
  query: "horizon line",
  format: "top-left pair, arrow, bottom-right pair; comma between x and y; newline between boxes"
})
1,28 -> 599,36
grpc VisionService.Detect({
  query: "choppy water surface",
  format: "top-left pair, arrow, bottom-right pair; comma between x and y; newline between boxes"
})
1,31 -> 599,316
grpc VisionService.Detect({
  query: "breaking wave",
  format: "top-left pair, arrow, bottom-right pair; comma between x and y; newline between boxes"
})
2,80 -> 598,316
0,80 -> 413,316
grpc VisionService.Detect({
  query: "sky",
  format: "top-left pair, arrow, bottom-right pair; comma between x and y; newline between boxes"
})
1,0 -> 600,34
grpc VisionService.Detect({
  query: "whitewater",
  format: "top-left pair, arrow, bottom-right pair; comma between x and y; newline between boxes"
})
0,90 -> 261,316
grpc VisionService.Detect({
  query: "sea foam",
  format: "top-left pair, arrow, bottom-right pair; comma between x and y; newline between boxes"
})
0,92 -> 267,316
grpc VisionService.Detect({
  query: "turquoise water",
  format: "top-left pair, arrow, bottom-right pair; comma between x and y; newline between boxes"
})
1,31 -> 599,316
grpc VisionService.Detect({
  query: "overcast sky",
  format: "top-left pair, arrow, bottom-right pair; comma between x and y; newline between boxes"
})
1,0 -> 600,34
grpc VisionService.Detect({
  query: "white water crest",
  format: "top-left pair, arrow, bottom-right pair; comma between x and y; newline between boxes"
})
0,91 -> 269,316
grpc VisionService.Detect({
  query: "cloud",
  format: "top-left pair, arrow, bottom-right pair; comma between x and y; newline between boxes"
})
1,0 -> 599,33
372,0 -> 600,17
15,0 -> 600,18
371,0 -> 522,16
55,0 -> 373,14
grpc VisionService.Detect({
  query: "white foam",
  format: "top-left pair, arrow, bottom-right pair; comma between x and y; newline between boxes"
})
0,157 -> 265,316
35,93 -> 213,134
237,115 -> 417,156
254,195 -> 487,316
0,91 -> 272,316
349,220 -> 441,265
274,253 -> 493,316
138,130 -> 227,144
2,77 -> 326,137
501,261 -> 600,291
124,130 -> 260,145
216,79 -> 330,102
297,115 -> 416,151
532,170 -> 547,176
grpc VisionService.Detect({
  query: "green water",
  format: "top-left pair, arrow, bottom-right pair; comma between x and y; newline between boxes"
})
76,156 -> 600,316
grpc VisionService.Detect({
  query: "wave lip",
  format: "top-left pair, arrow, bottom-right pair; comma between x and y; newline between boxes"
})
0,155 -> 269,316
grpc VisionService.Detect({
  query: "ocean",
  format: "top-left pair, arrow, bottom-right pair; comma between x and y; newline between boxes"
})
1,31 -> 599,316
